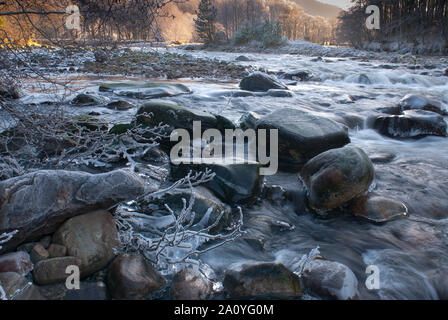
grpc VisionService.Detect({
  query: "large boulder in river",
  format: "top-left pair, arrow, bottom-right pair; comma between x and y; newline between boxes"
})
256,108 -> 350,170
302,258 -> 359,300
300,146 -> 374,212
172,158 -> 263,204
373,110 -> 447,138
99,81 -> 191,99
107,254 -> 166,300
240,72 -> 288,92
223,263 -> 302,299
52,210 -> 120,276
0,170 -> 146,253
135,102 -> 233,134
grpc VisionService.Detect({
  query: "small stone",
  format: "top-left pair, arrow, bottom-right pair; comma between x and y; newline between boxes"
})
30,243 -> 50,263
170,267 -> 212,300
349,194 -> 408,223
0,251 -> 33,276
48,244 -> 67,258
107,254 -> 166,300
33,256 -> 82,285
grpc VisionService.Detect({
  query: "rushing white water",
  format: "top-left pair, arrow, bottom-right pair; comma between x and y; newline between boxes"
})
18,46 -> 448,299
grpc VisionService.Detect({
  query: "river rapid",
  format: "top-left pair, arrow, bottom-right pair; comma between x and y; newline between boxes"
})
20,46 -> 448,299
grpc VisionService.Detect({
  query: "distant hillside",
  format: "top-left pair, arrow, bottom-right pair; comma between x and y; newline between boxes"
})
292,0 -> 342,19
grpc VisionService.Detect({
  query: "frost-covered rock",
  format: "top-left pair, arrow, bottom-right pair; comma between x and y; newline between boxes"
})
0,272 -> 44,300
0,251 -> 33,276
400,94 -> 447,116
300,146 -> 374,212
303,258 -> 359,300
373,110 -> 447,138
71,93 -> 109,106
0,169 -> 146,253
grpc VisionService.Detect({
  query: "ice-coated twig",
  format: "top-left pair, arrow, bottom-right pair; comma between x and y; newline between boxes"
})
296,246 -> 321,277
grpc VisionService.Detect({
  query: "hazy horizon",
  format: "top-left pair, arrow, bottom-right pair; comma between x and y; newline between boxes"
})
317,0 -> 353,10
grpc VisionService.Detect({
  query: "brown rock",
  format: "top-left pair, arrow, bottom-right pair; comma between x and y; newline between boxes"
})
0,251 -> 33,276
48,244 -> 67,258
52,210 -> 119,277
33,256 -> 82,285
223,263 -> 302,299
350,194 -> 408,223
30,244 -> 50,263
170,267 -> 212,300
107,254 -> 165,300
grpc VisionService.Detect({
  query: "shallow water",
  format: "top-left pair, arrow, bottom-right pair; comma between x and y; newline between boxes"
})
20,47 -> 448,299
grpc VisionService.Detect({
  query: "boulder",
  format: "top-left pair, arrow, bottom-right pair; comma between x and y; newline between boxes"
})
71,93 -> 108,106
106,100 -> 135,111
172,158 -> 263,204
302,258 -> 359,300
0,169 -> 146,253
33,256 -> 82,285
0,272 -> 45,300
240,72 -> 288,92
373,110 -> 447,138
349,194 -> 408,223
0,251 -> 33,276
135,102 -> 221,134
170,267 -> 213,300
223,263 -> 302,299
235,55 -> 251,62
107,254 -> 166,300
99,81 -> 191,99
400,94 -> 446,115
256,108 -> 350,170
300,146 -> 374,212
52,210 -> 119,277
264,89 -> 294,98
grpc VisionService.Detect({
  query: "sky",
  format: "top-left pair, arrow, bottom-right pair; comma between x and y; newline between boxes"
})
317,0 -> 353,10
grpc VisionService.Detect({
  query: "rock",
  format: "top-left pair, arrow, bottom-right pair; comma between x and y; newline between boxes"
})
48,244 -> 67,258
71,93 -> 108,106
399,94 -> 446,115
94,49 -> 108,63
238,111 -> 260,130
349,194 -> 408,223
223,263 -> 302,299
99,81 -> 191,99
172,158 -> 263,204
30,244 -> 49,263
302,258 -> 359,300
135,102 -> 221,134
240,72 -> 288,92
52,210 -> 119,277
33,256 -> 82,285
280,70 -> 312,81
109,123 -> 133,135
0,169 -> 146,253
356,74 -> 371,84
311,57 -> 323,62
235,55 -> 251,62
170,267 -> 213,300
264,89 -> 294,98
106,100 -> 135,111
369,152 -> 396,164
256,108 -> 350,170
63,281 -> 109,300
156,186 -> 232,233
263,185 -> 287,205
300,146 -> 374,212
39,236 -> 52,249
107,254 -> 166,300
16,242 -> 36,254
0,272 -> 45,300
373,110 -> 447,138
0,252 -> 33,276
